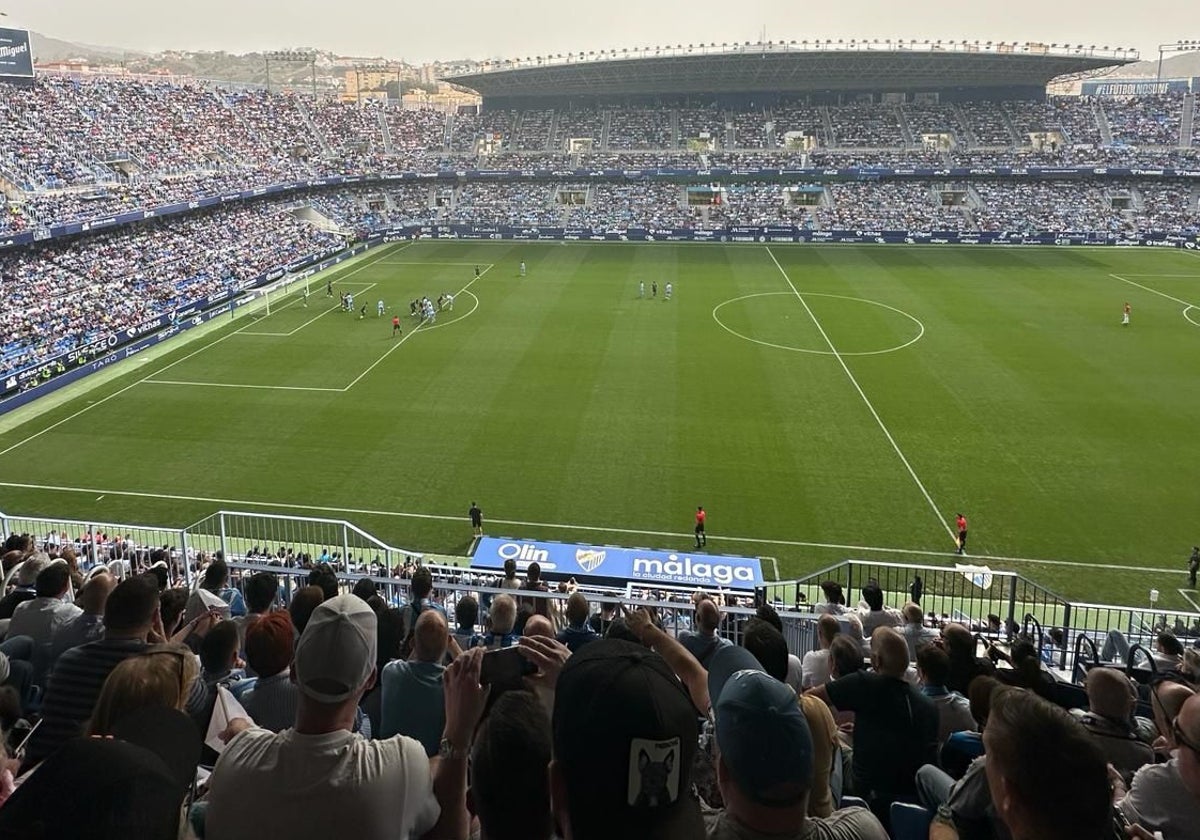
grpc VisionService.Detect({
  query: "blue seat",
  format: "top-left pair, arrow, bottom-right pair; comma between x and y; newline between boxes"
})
890,802 -> 933,840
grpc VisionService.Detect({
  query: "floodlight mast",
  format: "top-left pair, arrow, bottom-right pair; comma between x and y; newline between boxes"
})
1156,40 -> 1200,81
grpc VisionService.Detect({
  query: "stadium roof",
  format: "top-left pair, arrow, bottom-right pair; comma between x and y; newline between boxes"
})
447,41 -> 1137,99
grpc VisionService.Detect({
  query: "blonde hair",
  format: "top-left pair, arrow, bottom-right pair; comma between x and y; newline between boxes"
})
87,644 -> 198,736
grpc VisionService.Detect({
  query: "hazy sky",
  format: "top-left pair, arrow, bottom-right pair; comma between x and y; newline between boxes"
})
7,0 -> 1186,64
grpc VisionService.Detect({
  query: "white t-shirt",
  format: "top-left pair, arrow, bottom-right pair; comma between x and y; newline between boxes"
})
801,649 -> 832,689
205,727 -> 440,840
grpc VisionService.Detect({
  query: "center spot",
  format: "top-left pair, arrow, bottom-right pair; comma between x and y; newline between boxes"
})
712,292 -> 925,356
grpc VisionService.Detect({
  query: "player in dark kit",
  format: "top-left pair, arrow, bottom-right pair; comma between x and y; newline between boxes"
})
469,502 -> 483,537
652,281 -> 658,298
392,315 -> 402,338
474,265 -> 481,279
326,279 -> 333,297
956,513 -> 968,555
694,506 -> 707,549
1189,546 -> 1199,588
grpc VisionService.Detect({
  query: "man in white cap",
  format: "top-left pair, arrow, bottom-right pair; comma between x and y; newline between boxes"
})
206,594 -> 486,840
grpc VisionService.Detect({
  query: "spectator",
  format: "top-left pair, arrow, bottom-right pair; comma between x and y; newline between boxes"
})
205,595 -> 486,839
943,623 -> 995,696
551,639 -> 705,839
235,571 -> 278,650
468,689 -> 554,840
240,611 -> 299,733
679,597 -> 732,667
984,687 -> 1112,840
901,602 -> 938,660
859,583 -> 901,636
803,614 -> 841,689
49,569 -> 114,665
521,561 -> 551,618
588,600 -> 618,637
352,577 -> 378,602
159,587 -> 189,638
917,643 -> 977,746
704,646 -> 888,839
724,629 -> 842,820
306,564 -> 340,602
289,585 -> 325,635
754,604 -> 804,691
1116,689 -> 1200,838
828,634 -> 866,680
7,562 -> 81,677
380,610 -> 448,754
990,640 -> 1055,699
807,627 -> 938,826
87,644 -> 198,736
22,574 -> 207,769
0,555 -> 47,619
201,558 -> 246,617
557,593 -> 599,653
499,557 -> 522,590
939,675 -> 998,780
400,566 -> 447,642
360,605 -> 404,735
1067,667 -> 1155,784
1148,681 -> 1194,758
453,595 -> 479,648
815,581 -> 847,616
475,594 -> 518,649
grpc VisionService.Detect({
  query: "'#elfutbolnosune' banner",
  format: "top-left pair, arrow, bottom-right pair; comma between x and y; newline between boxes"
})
0,29 -> 33,79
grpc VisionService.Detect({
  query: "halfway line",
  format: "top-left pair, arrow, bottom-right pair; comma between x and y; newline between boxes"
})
765,246 -> 958,545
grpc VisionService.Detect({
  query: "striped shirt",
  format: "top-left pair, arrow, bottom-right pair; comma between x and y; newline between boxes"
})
23,637 -> 207,769
241,672 -> 300,734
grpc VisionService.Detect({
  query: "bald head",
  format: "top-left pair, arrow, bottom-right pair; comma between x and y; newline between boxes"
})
696,598 -> 721,635
79,572 -> 116,615
871,627 -> 910,677
1153,681 -> 1195,738
524,614 -> 554,639
413,609 -> 448,663
1085,667 -> 1136,720
489,594 -> 516,635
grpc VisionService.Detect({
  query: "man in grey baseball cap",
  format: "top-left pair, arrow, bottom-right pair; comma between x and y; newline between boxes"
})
206,594 -> 487,840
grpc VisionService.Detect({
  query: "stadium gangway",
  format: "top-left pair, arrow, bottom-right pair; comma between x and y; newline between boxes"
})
184,510 -> 424,576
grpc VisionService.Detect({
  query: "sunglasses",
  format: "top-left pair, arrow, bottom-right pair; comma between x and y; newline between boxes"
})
1173,718 -> 1199,754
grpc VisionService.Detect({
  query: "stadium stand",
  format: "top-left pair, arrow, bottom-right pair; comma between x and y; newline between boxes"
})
0,523 -> 1196,838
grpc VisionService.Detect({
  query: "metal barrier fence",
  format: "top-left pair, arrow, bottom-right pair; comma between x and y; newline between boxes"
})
0,509 -> 1192,667
186,511 -> 423,574
219,560 -> 819,654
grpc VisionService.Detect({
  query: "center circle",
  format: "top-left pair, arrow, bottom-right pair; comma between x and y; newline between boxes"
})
712,292 -> 925,356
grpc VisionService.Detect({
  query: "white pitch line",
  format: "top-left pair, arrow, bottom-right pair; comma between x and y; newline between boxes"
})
765,246 -> 958,546
1109,273 -> 1199,309
378,261 -> 497,267
242,282 -> 379,337
0,243 -> 404,459
1179,589 -> 1200,612
340,264 -> 494,391
0,478 -> 1186,575
143,380 -> 343,393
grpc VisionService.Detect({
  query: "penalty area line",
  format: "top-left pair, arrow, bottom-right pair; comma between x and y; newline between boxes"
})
0,479 -> 1184,576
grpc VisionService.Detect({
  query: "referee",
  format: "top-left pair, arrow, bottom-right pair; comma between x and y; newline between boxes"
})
694,506 -> 707,549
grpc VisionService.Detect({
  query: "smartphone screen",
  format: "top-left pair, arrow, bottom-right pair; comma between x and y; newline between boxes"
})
480,646 -> 535,686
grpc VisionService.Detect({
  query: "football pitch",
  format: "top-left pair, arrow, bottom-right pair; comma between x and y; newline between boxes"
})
2,241 -> 1199,609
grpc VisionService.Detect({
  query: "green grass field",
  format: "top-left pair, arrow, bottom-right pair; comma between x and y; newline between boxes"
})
2,241 -> 1199,609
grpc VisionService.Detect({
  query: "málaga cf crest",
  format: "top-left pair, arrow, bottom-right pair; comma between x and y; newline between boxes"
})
575,549 -> 607,573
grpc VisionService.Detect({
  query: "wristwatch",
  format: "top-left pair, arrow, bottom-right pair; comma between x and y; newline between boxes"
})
439,737 -> 470,760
